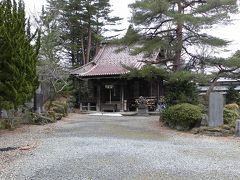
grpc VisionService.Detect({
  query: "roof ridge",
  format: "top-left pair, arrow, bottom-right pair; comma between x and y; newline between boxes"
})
81,63 -> 99,76
70,45 -> 107,74
93,45 -> 106,63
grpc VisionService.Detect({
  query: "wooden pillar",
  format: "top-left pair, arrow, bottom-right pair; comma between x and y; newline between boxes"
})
79,80 -> 82,111
159,77 -> 164,96
80,103 -> 83,111
120,85 -> 124,112
150,82 -> 153,97
157,78 -> 160,102
96,83 -> 101,111
88,103 -> 90,111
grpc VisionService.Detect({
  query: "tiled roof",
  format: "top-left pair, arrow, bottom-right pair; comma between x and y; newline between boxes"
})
71,44 -> 158,77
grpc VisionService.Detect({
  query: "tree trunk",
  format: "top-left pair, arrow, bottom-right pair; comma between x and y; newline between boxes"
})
95,42 -> 100,55
81,34 -> 86,65
174,1 -> 183,71
206,75 -> 220,99
86,26 -> 92,63
71,52 -> 75,67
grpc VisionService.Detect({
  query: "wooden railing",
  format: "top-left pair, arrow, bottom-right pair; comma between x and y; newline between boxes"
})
80,102 -> 97,111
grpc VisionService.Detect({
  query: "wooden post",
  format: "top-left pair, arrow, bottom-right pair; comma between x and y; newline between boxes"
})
159,77 -> 164,97
88,103 -> 90,111
96,83 -> 101,111
120,85 -> 124,112
157,78 -> 160,102
109,89 -> 112,104
150,82 -> 153,97
80,103 -> 83,111
79,80 -> 81,111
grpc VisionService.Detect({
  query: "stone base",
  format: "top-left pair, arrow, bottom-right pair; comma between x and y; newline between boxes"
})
191,126 -> 235,137
137,108 -> 148,116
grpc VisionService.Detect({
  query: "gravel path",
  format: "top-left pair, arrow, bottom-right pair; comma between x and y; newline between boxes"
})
1,113 -> 240,180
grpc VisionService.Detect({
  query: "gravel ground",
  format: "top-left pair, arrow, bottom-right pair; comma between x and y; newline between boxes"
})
1,113 -> 240,180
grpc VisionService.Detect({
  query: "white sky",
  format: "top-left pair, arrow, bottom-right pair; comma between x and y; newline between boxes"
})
24,0 -> 240,58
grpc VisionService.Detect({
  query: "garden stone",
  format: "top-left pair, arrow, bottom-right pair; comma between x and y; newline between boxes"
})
208,92 -> 224,127
201,114 -> 208,126
1,109 -> 8,118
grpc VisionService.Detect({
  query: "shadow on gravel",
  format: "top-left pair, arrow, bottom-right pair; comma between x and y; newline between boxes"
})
0,147 -> 18,152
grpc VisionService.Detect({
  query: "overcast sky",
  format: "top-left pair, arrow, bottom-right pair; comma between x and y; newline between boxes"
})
24,0 -> 240,58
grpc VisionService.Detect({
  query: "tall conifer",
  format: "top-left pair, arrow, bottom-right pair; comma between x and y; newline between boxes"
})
0,0 -> 40,110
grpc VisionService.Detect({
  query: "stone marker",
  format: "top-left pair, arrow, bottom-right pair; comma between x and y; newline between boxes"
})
34,93 -> 43,113
235,120 -> 240,137
137,96 -> 148,116
208,92 -> 224,127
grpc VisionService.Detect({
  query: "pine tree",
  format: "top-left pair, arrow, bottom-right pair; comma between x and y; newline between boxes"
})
0,0 -> 40,110
44,0 -> 121,66
126,0 -> 238,71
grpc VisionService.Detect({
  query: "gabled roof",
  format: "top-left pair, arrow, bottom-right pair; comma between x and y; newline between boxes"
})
71,44 -> 158,78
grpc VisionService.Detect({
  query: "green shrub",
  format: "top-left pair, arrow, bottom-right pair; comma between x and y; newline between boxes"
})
223,108 -> 238,127
162,103 -> 202,130
197,104 -> 207,113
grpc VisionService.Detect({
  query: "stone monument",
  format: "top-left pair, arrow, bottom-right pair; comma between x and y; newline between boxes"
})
34,86 -> 43,113
137,96 -> 148,116
208,92 -> 224,127
235,120 -> 240,137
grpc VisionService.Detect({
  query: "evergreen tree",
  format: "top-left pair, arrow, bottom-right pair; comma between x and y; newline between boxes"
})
0,0 -> 40,110
126,0 -> 238,71
44,0 -> 121,66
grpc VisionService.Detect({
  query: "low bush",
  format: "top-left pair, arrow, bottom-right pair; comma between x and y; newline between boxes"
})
47,111 -> 57,121
0,119 -> 14,129
223,108 -> 238,127
0,117 -> 22,130
162,103 -> 203,130
30,113 -> 55,125
52,102 -> 68,117
224,103 -> 239,111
